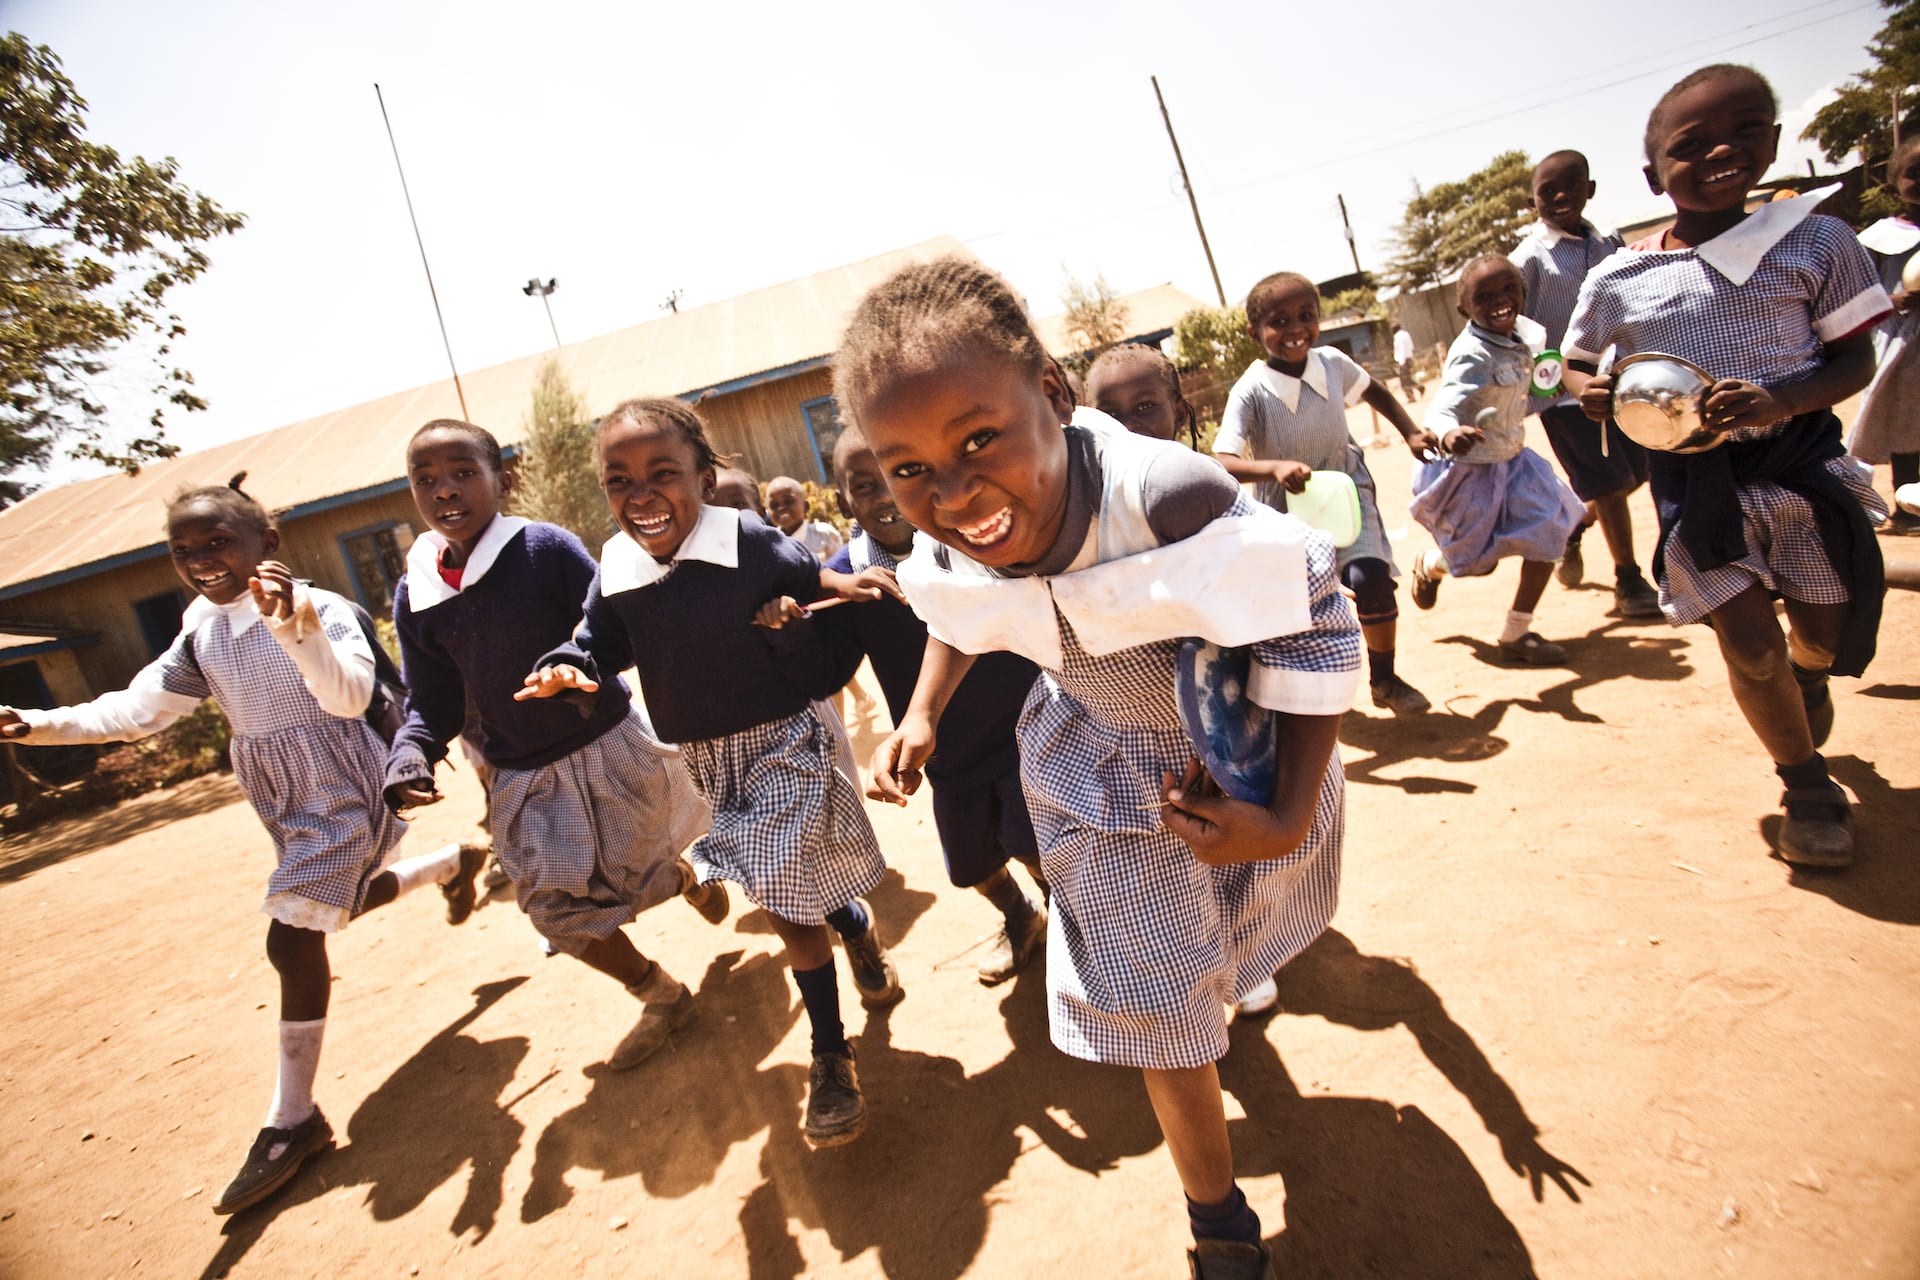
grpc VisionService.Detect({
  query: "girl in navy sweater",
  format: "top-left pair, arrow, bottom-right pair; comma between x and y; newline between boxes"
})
384,421 -> 726,1071
520,398 -> 901,1150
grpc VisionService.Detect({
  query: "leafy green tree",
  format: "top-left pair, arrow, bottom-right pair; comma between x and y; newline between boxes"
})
1058,270 -> 1131,369
509,357 -> 610,545
1324,285 -> 1383,320
1,34 -> 245,505
1804,0 -> 1920,220
1171,304 -> 1262,375
1380,151 -> 1534,290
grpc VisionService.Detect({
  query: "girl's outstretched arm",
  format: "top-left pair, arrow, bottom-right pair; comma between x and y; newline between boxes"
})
1359,380 -> 1440,457
868,636 -> 975,805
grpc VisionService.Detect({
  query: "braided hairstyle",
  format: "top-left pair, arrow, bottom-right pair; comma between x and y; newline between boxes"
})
597,397 -> 733,475
163,470 -> 272,536
1643,64 -> 1776,166
834,257 -> 1049,430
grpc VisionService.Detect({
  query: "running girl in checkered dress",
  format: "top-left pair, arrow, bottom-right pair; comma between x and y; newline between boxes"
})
1563,65 -> 1892,868
0,480 -> 486,1215
843,258 -> 1360,1280
381,420 -> 728,1072
1847,134 -> 1920,537
518,398 -> 903,1151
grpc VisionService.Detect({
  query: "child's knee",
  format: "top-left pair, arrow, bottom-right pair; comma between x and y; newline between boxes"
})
265,920 -> 326,972
1341,559 -> 1397,623
1714,624 -> 1787,683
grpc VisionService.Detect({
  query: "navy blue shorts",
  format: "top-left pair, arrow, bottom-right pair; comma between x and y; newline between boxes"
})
1538,403 -> 1650,502
929,767 -> 1039,888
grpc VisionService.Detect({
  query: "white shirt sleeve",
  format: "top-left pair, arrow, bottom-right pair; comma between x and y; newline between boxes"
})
263,588 -> 376,719
1212,380 -> 1257,457
16,660 -> 204,743
1324,349 -> 1372,405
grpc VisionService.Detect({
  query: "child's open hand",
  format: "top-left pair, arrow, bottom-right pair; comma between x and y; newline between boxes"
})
822,565 -> 904,605
1403,427 -> 1442,460
867,713 -> 935,806
1160,758 -> 1298,866
754,596 -> 808,630
384,781 -> 442,812
1703,379 -> 1786,435
0,707 -> 27,740
1269,460 -> 1312,494
515,664 -> 599,701
249,560 -> 298,623
1578,373 -> 1614,423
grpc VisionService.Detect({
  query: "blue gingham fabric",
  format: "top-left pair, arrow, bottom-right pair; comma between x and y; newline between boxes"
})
1023,493 -> 1354,1070
1510,222 -> 1624,412
678,705 -> 886,925
491,709 -> 712,955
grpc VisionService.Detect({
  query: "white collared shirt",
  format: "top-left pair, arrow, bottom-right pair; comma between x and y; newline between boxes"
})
402,515 -> 531,610
600,505 -> 741,595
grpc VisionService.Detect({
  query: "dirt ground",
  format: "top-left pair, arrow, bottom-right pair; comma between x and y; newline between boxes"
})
2,408 -> 1917,1280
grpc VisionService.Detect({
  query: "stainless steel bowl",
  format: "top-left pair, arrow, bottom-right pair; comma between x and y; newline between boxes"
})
1611,352 -> 1723,453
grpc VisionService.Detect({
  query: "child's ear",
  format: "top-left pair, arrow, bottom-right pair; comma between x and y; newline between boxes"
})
1643,163 -> 1664,196
835,488 -> 853,521
1039,363 -> 1074,425
496,465 -> 514,497
700,467 -> 717,500
261,526 -> 281,556
1585,179 -> 1598,200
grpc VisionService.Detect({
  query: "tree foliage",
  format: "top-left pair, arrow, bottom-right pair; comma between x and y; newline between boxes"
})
1171,304 -> 1262,375
1803,0 -> 1920,221
0,34 -> 245,505
509,358 -> 610,546
1058,271 -> 1131,369
1324,285 -> 1383,320
1380,151 -> 1534,291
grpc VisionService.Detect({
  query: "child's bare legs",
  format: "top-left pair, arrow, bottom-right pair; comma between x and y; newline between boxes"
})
1513,559 -> 1555,614
1350,559 -> 1428,714
1495,560 -> 1567,665
768,914 -> 836,970
577,930 -> 662,988
266,920 -> 330,1022
1593,492 -> 1638,569
1145,1063 -> 1269,1266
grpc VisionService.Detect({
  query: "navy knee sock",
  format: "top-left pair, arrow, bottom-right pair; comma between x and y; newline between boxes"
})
1366,647 -> 1394,685
1187,1184 -> 1262,1246
791,961 -> 848,1057
825,900 -> 869,939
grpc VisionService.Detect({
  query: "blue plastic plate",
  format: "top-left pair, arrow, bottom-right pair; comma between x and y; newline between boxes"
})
1174,638 -> 1278,806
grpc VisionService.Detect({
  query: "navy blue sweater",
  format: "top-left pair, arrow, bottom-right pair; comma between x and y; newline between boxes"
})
548,513 -> 842,744
386,522 -> 631,784
821,541 -> 1036,789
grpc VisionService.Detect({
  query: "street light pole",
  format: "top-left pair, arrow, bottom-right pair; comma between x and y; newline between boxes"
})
523,277 -> 560,348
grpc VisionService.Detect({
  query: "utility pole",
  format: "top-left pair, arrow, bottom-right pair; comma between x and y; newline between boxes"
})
523,278 -> 560,348
1336,193 -> 1363,275
374,83 -> 469,418
661,289 -> 683,314
1151,76 -> 1226,307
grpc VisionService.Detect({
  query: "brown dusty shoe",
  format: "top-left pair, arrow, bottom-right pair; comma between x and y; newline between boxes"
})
1611,570 -> 1664,620
1556,527 -> 1585,588
442,843 -> 489,925
677,857 -> 730,925
1187,1239 -> 1278,1280
840,899 -> 904,1008
978,903 -> 1047,986
1497,632 -> 1568,666
1410,549 -> 1444,610
1777,786 -> 1854,868
803,1046 -> 867,1149
213,1107 -> 333,1215
609,971 -> 696,1069
1369,674 -> 1431,716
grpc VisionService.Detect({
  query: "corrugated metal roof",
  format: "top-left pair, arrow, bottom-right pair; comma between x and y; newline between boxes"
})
0,245 -> 1208,600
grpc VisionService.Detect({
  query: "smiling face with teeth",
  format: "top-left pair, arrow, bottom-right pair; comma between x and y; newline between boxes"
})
167,498 -> 278,606
1247,279 -> 1321,375
1643,75 -> 1779,240
599,415 -> 715,561
859,348 -> 1074,572
1458,258 -> 1526,336
407,426 -> 511,567
833,435 -> 915,556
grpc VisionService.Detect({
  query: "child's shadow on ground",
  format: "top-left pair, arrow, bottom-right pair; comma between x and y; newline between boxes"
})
1340,702 -> 1512,795
737,966 -> 1164,1280
1763,753 -> 1920,925
1439,621 -> 1693,725
1226,930 -> 1587,1278
199,976 -> 534,1279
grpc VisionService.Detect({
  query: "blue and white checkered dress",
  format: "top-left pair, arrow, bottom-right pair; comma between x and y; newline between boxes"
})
490,708 -> 711,955
165,594 -> 404,930
1565,213 -> 1891,623
679,705 -> 886,926
1024,493 -> 1355,1070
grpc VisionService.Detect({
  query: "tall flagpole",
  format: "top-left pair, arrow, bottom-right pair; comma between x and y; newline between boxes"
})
374,83 -> 469,419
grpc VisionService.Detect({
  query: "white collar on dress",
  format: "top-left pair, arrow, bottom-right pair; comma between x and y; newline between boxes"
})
1466,314 -> 1548,356
1249,351 -> 1331,413
599,504 -> 739,594
1521,218 -> 1604,247
1671,184 -> 1841,287
402,515 -> 531,611
1857,215 -> 1920,256
848,528 -> 910,572
182,592 -> 265,639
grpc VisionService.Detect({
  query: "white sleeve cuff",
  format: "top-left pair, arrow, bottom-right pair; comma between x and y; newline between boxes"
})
1814,285 -> 1894,342
1248,664 -> 1360,716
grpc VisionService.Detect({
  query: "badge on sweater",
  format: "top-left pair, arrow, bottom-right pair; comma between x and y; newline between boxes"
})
1530,349 -> 1564,397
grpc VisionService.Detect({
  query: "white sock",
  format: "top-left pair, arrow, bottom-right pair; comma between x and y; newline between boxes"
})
386,842 -> 463,895
1418,548 -> 1450,578
264,1018 -> 327,1140
1500,610 -> 1534,645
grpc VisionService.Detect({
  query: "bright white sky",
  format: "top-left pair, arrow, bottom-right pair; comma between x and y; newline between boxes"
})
6,0 -> 1887,486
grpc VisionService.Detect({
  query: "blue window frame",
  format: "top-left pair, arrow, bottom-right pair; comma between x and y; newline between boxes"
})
798,395 -> 845,484
336,520 -> 416,617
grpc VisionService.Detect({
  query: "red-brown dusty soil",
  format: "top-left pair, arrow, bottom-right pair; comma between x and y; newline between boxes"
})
2,412 -> 1916,1279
